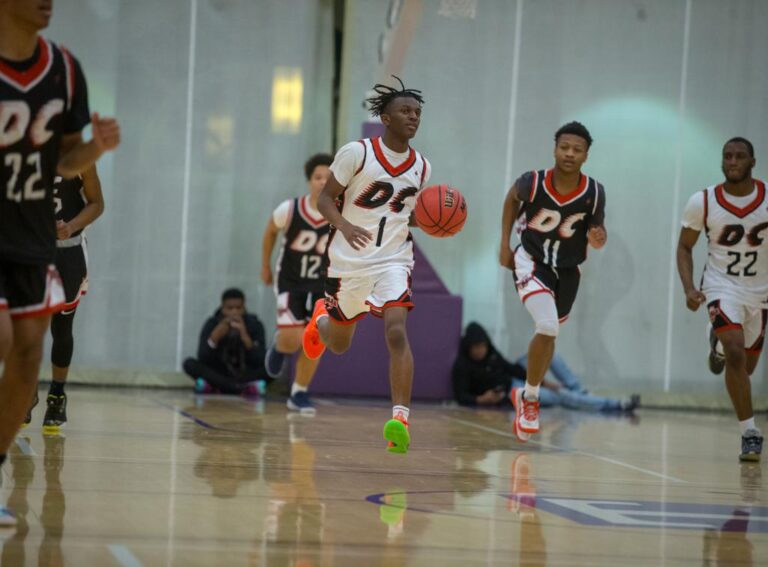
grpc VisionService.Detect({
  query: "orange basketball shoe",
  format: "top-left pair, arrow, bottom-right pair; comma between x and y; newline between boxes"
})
302,298 -> 328,360
512,387 -> 540,436
384,413 -> 410,454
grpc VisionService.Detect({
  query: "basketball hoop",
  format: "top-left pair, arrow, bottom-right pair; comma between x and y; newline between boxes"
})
438,0 -> 478,20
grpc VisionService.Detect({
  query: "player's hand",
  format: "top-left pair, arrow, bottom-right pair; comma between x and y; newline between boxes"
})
685,288 -> 706,311
339,220 -> 373,250
499,245 -> 515,270
91,112 -> 121,153
477,389 -> 506,405
261,266 -> 273,285
588,226 -> 607,249
56,220 -> 72,240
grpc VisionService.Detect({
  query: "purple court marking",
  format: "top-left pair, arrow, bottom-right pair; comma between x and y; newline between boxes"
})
366,490 -> 768,533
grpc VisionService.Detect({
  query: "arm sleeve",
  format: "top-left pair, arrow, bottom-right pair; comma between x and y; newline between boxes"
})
452,359 -> 477,406
589,183 -> 606,227
272,200 -> 293,230
513,171 -> 536,203
62,50 -> 91,134
329,141 -> 366,187
681,191 -> 705,231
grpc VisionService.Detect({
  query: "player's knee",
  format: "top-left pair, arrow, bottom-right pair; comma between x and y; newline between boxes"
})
535,318 -> 559,338
384,323 -> 408,352
327,338 -> 351,355
276,330 -> 302,353
722,342 -> 746,366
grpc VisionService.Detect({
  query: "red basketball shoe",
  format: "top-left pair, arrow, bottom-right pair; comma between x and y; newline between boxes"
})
302,298 -> 328,360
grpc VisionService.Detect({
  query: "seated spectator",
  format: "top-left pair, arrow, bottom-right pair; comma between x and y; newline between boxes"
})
183,288 -> 267,396
452,322 -> 639,412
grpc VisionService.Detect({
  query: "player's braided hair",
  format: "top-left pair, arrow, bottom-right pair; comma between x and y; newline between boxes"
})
366,76 -> 424,117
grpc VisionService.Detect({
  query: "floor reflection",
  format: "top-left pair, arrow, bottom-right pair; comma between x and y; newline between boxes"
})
0,433 -> 66,566
702,464 -> 762,566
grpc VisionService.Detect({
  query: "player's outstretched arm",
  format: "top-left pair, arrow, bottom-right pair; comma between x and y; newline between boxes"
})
677,227 -> 706,311
58,166 -> 104,240
499,184 -> 520,269
58,113 -> 121,177
318,174 -> 373,251
261,218 -> 280,285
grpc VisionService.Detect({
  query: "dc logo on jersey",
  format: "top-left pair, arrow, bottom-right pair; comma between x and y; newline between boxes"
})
289,230 -> 329,254
325,295 -> 339,310
708,305 -> 720,323
353,181 -> 417,213
0,99 -> 65,147
527,209 -> 587,238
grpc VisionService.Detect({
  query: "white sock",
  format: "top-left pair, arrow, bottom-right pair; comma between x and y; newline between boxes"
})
740,417 -> 757,435
524,382 -> 540,401
393,405 -> 409,421
291,383 -> 308,397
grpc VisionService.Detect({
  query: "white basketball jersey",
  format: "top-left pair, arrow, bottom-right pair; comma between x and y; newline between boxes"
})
688,180 -> 768,307
327,137 -> 430,277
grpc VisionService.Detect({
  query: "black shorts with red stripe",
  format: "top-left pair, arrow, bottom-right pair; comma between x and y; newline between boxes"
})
56,243 -> 88,309
0,260 -> 64,319
514,262 -> 581,320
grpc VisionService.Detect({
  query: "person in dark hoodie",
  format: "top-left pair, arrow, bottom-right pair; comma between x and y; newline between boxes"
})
453,322 -> 640,412
183,288 -> 267,395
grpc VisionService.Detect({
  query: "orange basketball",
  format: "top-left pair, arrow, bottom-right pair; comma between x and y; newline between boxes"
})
414,184 -> 467,237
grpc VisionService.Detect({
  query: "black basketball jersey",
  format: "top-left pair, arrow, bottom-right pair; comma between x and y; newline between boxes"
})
0,38 -> 90,264
515,169 -> 606,268
53,175 -> 86,237
276,196 -> 330,293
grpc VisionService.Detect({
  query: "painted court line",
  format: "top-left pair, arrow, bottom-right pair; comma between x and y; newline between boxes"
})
108,544 -> 144,567
446,416 -> 687,484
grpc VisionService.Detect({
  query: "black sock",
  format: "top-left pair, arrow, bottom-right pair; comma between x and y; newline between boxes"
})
49,381 -> 65,396
0,454 -> 6,467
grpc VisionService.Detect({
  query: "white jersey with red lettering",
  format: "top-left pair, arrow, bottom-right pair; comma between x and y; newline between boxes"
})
327,136 -> 431,278
682,179 -> 768,308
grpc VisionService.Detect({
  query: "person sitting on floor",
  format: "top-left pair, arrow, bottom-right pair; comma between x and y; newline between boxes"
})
452,322 -> 640,412
183,288 -> 268,396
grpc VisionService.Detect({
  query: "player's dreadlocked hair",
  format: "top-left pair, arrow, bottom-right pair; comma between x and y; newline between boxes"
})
366,76 -> 425,117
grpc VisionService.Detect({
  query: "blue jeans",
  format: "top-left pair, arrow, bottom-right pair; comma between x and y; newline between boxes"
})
513,354 -> 622,412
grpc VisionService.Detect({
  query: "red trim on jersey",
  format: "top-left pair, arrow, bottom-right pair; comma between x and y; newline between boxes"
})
702,189 -> 709,232
714,323 -> 742,334
529,170 -> 539,201
298,195 -> 327,228
354,140 -> 367,175
714,181 -> 765,218
58,298 -> 81,312
60,45 -> 75,108
419,155 -> 427,186
0,37 -> 52,91
559,315 -> 569,324
10,304 -> 61,320
541,169 -> 589,206
371,137 -> 417,177
746,348 -> 763,355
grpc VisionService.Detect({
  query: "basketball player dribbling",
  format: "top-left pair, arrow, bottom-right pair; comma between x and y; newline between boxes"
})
499,122 -> 607,443
0,0 -> 120,526
677,137 -> 764,462
261,153 -> 333,415
302,77 -> 431,454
